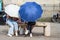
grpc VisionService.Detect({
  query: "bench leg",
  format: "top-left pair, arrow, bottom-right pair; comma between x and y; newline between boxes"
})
44,23 -> 51,36
43,27 -> 45,35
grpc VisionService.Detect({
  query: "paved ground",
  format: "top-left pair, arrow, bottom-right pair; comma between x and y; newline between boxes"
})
0,22 -> 60,40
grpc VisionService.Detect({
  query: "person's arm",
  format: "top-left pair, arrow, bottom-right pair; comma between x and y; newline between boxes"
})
6,14 -> 10,19
17,18 -> 22,24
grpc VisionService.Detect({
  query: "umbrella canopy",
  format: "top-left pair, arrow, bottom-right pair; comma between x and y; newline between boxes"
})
5,4 -> 19,18
19,2 -> 43,22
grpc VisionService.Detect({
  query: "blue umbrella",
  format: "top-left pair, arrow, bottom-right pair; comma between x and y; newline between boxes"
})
19,2 -> 43,22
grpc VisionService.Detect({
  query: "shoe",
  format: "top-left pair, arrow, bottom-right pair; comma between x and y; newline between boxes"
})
15,32 -> 18,36
7,34 -> 12,37
25,30 -> 29,35
30,33 -> 32,37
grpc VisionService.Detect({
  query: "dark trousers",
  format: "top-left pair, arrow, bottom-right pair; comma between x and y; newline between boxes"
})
27,22 -> 36,33
27,25 -> 32,33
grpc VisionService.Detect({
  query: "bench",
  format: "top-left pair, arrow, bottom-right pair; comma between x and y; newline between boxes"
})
19,22 -> 51,36
35,22 -> 51,36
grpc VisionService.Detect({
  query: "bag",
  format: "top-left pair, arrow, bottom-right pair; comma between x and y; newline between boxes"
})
19,27 -> 24,35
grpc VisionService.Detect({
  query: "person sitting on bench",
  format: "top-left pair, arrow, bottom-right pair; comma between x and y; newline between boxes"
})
25,22 -> 36,37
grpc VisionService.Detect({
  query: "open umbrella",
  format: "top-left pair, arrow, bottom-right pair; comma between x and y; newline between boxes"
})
5,4 -> 19,18
19,2 -> 43,22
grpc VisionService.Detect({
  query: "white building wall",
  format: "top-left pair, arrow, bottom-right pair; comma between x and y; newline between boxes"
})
3,0 -> 60,17
3,0 -> 60,6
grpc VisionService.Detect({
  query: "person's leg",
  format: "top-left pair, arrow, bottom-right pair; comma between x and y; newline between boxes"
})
28,25 -> 35,37
25,25 -> 33,37
27,25 -> 33,33
29,22 -> 36,33
25,25 -> 30,35
6,20 -> 14,37
29,26 -> 32,33
13,21 -> 18,36
29,26 -> 34,37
